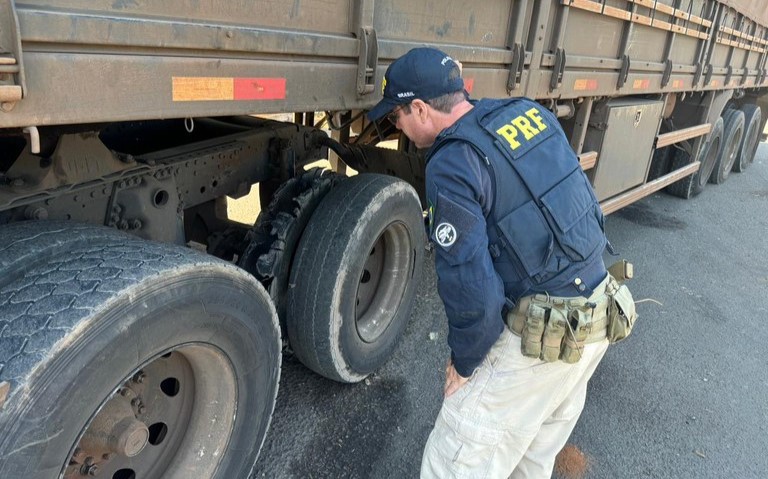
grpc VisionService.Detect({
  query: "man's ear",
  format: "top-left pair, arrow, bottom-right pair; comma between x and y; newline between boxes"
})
412,99 -> 429,122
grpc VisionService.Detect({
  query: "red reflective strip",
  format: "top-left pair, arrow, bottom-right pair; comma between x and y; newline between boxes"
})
233,78 -> 286,100
464,77 -> 475,93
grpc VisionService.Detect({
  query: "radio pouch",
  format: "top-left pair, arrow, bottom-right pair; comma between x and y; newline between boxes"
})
607,283 -> 637,343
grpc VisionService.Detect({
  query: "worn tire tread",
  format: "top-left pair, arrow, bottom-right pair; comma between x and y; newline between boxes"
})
0,221 -> 271,404
286,174 -> 423,382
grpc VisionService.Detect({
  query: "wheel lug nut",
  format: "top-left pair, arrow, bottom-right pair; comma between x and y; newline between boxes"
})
81,464 -> 99,476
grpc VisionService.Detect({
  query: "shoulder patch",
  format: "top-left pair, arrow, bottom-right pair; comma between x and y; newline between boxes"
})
435,222 -> 457,247
431,192 -> 484,265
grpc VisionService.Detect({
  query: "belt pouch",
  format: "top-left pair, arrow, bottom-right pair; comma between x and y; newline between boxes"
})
541,308 -> 567,362
607,283 -> 637,343
521,304 -> 547,358
561,309 -> 590,363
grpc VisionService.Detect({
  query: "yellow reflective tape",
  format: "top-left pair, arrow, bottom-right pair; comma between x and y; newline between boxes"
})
172,77 -> 234,102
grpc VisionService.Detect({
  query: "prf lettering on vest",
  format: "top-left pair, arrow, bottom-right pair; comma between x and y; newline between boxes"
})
496,107 -> 548,150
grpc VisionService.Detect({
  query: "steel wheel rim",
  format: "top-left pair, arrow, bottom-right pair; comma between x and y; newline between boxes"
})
355,221 -> 413,344
61,344 -> 237,479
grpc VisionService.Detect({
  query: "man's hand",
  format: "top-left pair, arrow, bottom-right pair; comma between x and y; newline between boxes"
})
444,360 -> 470,398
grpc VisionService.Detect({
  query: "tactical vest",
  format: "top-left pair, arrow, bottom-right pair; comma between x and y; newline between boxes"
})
428,98 -> 607,304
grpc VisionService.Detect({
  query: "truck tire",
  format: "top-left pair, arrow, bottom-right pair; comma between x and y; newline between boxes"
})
732,104 -> 762,172
286,174 -> 425,383
647,146 -> 673,181
0,221 -> 281,479
709,109 -> 745,184
239,168 -> 340,322
666,117 -> 724,199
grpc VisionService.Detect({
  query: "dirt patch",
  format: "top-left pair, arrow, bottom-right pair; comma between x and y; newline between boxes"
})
554,444 -> 591,479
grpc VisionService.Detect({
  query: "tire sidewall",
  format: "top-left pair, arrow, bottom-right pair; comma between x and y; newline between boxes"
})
330,183 -> 424,380
738,106 -> 762,170
695,117 -> 724,191
712,110 -> 745,183
0,269 -> 280,479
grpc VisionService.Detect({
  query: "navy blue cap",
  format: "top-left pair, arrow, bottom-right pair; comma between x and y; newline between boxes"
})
368,47 -> 464,121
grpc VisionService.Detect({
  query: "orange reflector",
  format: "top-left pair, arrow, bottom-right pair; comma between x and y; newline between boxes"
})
574,79 -> 598,91
172,77 -> 286,102
172,77 -> 233,102
632,79 -> 650,89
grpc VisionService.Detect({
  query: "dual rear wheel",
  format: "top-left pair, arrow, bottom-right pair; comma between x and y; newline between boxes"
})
240,172 -> 426,383
0,173 -> 425,478
667,103 -> 761,199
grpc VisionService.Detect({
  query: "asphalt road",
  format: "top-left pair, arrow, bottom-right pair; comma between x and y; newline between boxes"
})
252,143 -> 768,479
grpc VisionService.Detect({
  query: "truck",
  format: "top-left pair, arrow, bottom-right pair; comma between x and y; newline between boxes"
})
0,1 -> 765,477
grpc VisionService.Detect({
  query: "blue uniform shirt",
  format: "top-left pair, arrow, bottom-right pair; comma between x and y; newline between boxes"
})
426,140 -> 505,378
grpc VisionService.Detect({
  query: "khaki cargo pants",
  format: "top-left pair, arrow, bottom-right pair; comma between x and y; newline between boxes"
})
420,327 -> 609,478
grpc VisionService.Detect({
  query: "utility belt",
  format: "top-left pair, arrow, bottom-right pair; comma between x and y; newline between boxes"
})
506,262 -> 637,364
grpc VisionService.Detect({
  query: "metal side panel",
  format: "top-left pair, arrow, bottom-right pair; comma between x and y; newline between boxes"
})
0,51 -> 514,128
584,98 -> 665,201
17,0 -> 356,36
373,0 -> 514,49
0,2 -> 521,127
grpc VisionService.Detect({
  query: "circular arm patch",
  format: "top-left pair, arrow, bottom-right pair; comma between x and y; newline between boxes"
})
435,222 -> 457,247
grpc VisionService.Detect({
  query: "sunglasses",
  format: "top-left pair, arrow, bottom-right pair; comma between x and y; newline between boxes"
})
386,105 -> 407,124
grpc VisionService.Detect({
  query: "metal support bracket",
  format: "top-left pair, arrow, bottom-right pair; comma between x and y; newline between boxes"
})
617,55 -> 631,89
724,65 -> 733,86
504,0 -> 528,93
703,64 -> 713,86
356,27 -> 378,96
662,60 -> 673,88
506,43 -> 525,91
549,48 -> 566,92
693,62 -> 703,86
